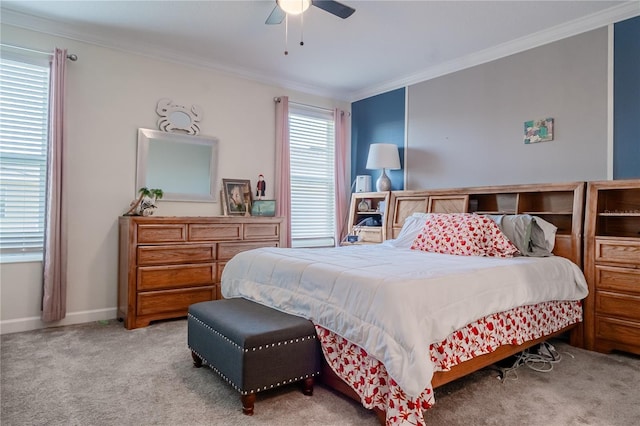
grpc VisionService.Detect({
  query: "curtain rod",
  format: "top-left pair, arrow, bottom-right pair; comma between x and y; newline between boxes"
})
274,97 -> 349,115
0,43 -> 78,61
274,97 -> 330,112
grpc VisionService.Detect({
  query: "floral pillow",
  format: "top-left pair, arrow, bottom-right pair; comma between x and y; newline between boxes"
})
410,213 -> 519,257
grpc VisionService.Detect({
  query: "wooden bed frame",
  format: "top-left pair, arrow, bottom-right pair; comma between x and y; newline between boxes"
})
320,182 -> 587,423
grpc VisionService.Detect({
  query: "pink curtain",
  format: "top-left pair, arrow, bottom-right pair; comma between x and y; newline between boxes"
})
274,96 -> 291,247
334,109 -> 349,245
42,48 -> 68,322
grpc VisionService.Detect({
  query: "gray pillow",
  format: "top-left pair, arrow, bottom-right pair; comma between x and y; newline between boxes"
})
487,214 -> 554,257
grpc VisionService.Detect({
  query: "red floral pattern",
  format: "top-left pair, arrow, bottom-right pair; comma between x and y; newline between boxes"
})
316,300 -> 582,425
410,213 -> 518,257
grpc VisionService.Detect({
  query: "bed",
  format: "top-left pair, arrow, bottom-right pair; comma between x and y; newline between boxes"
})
220,182 -> 588,425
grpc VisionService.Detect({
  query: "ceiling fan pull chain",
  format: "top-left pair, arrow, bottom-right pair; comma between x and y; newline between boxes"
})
300,8 -> 304,46
284,14 -> 289,55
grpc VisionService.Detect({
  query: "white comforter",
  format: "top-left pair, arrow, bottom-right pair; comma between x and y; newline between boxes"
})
221,244 -> 588,397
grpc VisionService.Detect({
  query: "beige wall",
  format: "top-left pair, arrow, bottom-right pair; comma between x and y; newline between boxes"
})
0,25 -> 349,333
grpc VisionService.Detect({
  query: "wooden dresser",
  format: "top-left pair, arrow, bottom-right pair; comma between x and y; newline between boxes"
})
583,179 -> 640,355
118,216 -> 284,329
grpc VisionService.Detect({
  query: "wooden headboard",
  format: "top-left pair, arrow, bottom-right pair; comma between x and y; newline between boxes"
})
385,182 -> 586,267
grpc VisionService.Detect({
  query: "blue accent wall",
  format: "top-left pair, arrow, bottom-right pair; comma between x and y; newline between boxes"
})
614,16 -> 640,179
351,88 -> 405,190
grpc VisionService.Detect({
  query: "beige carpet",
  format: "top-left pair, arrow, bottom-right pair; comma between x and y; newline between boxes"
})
1,319 -> 638,425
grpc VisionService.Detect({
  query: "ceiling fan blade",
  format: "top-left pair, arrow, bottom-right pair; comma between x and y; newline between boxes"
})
265,5 -> 286,25
311,0 -> 355,19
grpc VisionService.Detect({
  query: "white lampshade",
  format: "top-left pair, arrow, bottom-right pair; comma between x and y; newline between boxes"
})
277,0 -> 311,15
366,143 -> 401,170
366,143 -> 401,191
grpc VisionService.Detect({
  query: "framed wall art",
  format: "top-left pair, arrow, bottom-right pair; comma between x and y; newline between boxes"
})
524,118 -> 554,144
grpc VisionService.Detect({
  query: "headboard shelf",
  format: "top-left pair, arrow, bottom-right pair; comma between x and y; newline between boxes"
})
386,182 -> 586,267
518,191 -> 576,213
473,210 -> 516,215
519,211 -> 574,214
469,193 -> 518,214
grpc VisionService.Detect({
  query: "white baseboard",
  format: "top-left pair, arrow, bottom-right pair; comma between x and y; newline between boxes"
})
0,307 -> 118,335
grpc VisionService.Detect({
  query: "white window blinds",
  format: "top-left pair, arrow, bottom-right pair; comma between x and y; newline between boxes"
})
289,104 -> 335,248
0,56 -> 50,258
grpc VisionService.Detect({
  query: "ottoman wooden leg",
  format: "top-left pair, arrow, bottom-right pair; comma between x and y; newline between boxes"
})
191,351 -> 203,368
301,377 -> 314,396
241,393 -> 256,415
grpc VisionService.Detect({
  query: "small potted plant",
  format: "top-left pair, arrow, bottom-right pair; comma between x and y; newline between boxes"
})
124,187 -> 164,216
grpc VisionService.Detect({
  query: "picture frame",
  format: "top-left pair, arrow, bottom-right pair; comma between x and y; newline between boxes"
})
251,200 -> 276,217
222,179 -> 252,216
220,190 -> 228,215
524,118 -> 554,144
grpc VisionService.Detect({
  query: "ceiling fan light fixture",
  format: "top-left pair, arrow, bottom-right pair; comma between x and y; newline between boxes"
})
277,0 -> 311,15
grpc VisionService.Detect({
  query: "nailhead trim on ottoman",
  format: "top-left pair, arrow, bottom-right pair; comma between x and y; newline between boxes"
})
187,298 -> 322,415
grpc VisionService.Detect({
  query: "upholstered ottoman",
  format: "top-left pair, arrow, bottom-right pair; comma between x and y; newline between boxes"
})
187,298 -> 322,415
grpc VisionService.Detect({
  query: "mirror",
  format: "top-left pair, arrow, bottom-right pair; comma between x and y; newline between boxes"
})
136,128 -> 219,202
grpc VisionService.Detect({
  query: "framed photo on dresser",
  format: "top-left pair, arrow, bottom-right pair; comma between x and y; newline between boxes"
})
222,179 -> 252,216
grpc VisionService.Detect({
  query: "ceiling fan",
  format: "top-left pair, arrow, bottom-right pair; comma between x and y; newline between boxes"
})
265,0 -> 355,25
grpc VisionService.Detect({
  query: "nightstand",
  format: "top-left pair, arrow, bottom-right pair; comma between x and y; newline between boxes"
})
344,192 -> 390,245
583,179 -> 640,355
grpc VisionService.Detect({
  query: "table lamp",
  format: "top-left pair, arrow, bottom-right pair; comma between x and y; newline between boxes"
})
365,143 -> 401,191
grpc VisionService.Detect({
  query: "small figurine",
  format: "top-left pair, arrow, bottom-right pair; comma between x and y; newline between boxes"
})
256,174 -> 266,200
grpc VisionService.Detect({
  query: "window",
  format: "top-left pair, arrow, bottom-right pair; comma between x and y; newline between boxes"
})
0,55 -> 50,260
288,104 -> 335,248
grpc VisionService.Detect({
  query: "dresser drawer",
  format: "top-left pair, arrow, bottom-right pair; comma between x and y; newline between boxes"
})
137,224 -> 187,243
137,286 -> 215,316
595,239 -> 640,265
595,316 -> 640,349
218,241 -> 279,261
244,223 -> 280,240
596,291 -> 640,321
189,224 -> 242,241
137,263 -> 216,291
137,244 -> 216,266
595,265 -> 640,294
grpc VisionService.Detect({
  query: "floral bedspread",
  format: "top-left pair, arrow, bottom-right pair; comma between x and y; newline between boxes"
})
316,300 -> 582,425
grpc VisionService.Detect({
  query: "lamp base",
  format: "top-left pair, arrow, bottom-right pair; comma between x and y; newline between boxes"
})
376,169 -> 391,192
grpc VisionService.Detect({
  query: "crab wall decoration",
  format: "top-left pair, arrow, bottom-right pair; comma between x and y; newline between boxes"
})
156,98 -> 202,135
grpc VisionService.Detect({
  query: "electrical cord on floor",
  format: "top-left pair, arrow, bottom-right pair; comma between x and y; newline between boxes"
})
495,341 -> 574,383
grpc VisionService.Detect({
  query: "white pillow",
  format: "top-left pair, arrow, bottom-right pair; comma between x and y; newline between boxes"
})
386,213 -> 431,248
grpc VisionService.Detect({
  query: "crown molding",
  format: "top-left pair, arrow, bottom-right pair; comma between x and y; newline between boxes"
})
348,1 -> 640,102
0,8 -> 348,101
3,2 -> 638,104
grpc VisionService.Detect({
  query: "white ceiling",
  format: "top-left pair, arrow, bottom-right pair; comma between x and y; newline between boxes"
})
1,1 -> 638,101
